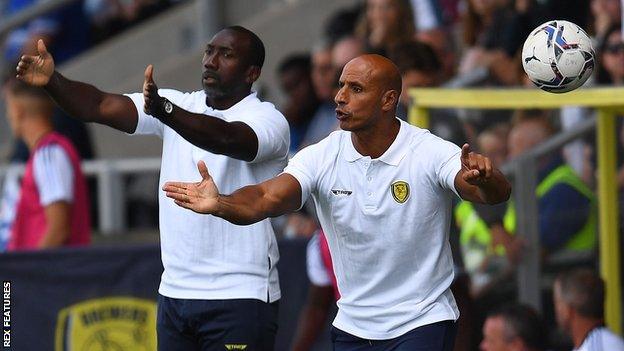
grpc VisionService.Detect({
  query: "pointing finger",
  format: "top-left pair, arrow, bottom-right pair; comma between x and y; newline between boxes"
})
461,143 -> 470,160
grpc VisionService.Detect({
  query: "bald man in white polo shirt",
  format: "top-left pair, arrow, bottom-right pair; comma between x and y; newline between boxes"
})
164,54 -> 511,350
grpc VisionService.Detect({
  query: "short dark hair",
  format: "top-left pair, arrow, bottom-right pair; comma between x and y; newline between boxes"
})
488,304 -> 547,351
596,23 -> 622,84
277,54 -> 311,76
224,25 -> 265,69
556,268 -> 605,319
323,5 -> 363,45
389,41 -> 441,75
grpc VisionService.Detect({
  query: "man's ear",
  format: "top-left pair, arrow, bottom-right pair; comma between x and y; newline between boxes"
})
246,66 -> 261,85
381,90 -> 399,112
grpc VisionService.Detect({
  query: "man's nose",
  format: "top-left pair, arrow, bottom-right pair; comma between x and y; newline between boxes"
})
334,87 -> 346,105
203,52 -> 218,70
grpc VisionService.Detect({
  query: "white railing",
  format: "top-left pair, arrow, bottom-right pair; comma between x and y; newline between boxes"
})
0,158 -> 161,235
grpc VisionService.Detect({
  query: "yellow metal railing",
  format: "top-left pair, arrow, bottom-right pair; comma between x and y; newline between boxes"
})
408,87 -> 624,334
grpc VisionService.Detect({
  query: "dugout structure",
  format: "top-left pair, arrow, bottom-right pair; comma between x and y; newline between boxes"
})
408,87 -> 624,334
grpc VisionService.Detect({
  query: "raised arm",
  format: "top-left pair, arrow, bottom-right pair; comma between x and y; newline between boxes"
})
455,143 -> 511,204
16,40 -> 138,133
163,161 -> 302,224
143,66 -> 259,161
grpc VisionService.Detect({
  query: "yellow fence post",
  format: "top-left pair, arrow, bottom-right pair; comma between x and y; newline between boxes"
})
408,87 -> 624,335
597,108 -> 622,334
408,105 -> 430,129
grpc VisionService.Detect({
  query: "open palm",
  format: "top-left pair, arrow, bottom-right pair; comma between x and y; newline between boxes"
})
162,161 -> 220,214
16,39 -> 55,86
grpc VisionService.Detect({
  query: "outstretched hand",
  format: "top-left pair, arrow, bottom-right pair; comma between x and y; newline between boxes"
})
163,161 -> 220,214
15,39 -> 55,86
460,143 -> 493,186
143,64 -> 162,115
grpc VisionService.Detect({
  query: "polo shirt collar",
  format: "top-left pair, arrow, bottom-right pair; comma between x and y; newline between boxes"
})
204,91 -> 258,114
343,118 -> 409,166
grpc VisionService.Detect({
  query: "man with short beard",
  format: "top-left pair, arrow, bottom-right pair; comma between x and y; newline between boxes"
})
16,26 -> 289,350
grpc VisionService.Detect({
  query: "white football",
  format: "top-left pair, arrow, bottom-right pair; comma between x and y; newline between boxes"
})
522,20 -> 595,93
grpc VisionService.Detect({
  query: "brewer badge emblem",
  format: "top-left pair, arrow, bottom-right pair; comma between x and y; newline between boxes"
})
391,181 -> 410,203
55,297 -> 156,351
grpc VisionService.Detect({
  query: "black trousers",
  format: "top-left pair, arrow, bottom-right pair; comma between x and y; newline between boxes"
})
331,320 -> 457,351
157,295 -> 278,351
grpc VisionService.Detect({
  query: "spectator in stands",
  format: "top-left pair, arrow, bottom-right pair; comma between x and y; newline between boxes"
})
4,0 -> 95,164
355,0 -> 415,55
507,117 -> 596,254
322,5 -> 363,46
594,24 -> 624,193
480,304 -> 547,351
84,0 -> 129,44
3,0 -> 89,65
291,231 -> 337,350
277,54 -> 320,153
2,78 -> 90,251
9,107 -> 95,163
301,42 -> 339,147
390,40 -> 466,146
455,125 -> 513,295
596,23 -> 624,86
554,269 -> 624,351
590,0 -> 621,40
331,35 -> 365,71
458,0 -> 525,86
410,0 -> 459,80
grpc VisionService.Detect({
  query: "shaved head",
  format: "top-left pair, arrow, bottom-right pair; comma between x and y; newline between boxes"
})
344,54 -> 402,96
334,54 -> 403,133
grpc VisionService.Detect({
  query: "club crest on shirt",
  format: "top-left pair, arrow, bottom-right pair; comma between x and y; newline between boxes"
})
391,181 -> 410,203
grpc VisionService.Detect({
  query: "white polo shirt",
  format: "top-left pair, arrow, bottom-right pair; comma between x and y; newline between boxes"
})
575,327 -> 624,351
125,89 -> 289,302
284,119 -> 461,339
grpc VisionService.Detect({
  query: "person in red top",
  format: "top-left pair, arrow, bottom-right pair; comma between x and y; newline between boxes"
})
3,78 -> 90,250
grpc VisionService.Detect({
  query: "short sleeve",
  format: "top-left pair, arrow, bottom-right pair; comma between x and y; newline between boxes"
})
32,145 -> 75,205
283,144 -> 321,210
306,233 -> 332,286
434,138 -> 462,198
228,103 -> 290,163
123,89 -> 188,138
124,92 -> 164,137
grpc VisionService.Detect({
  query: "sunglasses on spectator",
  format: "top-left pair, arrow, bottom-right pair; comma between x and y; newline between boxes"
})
605,43 -> 624,54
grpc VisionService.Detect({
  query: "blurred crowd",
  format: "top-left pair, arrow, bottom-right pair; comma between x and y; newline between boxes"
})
273,0 -> 623,350
0,0 -> 623,350
0,0 -> 181,66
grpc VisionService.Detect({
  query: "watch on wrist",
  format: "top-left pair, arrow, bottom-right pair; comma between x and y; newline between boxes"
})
163,98 -> 174,116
